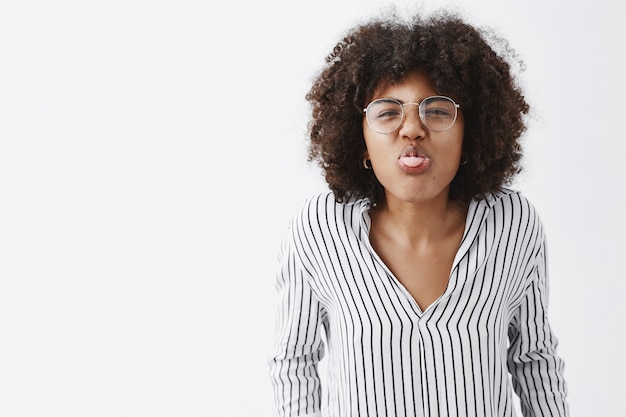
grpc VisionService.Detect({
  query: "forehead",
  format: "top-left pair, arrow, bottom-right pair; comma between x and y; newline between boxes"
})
370,70 -> 437,101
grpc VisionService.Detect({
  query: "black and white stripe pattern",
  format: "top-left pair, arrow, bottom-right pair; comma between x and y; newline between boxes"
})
269,189 -> 568,417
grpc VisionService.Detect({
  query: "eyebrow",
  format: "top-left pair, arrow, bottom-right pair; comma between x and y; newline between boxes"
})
374,97 -> 428,105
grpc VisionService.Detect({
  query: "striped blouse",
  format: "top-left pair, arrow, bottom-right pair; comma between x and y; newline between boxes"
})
268,188 -> 568,417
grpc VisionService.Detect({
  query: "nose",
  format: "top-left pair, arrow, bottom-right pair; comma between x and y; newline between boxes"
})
399,103 -> 426,140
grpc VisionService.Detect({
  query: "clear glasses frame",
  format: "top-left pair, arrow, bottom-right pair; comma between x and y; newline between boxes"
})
363,96 -> 461,133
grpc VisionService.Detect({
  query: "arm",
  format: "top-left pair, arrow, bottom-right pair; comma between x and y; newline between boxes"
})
507,237 -> 569,417
268,225 -> 326,417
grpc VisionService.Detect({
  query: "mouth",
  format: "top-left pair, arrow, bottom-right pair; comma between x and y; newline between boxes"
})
398,146 -> 428,169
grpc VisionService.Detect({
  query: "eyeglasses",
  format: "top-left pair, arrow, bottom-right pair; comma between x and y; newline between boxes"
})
363,96 -> 460,133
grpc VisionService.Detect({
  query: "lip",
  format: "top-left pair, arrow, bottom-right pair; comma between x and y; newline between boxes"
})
397,146 -> 430,173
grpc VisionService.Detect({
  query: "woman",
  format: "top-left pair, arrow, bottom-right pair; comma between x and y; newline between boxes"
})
269,10 -> 568,417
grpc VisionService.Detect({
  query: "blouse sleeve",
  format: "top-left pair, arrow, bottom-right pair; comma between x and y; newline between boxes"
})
268,224 -> 326,417
507,236 -> 569,417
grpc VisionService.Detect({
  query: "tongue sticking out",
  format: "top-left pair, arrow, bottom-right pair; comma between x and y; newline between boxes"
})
399,155 -> 426,168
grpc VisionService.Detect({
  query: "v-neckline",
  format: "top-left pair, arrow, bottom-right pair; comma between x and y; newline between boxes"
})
360,197 -> 489,315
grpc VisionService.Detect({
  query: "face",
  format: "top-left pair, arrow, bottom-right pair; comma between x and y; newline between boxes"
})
363,70 -> 464,207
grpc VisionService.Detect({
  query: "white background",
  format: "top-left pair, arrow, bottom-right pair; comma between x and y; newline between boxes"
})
0,0 -> 623,416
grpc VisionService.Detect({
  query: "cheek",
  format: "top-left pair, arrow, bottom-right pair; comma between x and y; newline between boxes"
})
363,139 -> 388,167
362,128 -> 378,156
447,126 -> 465,158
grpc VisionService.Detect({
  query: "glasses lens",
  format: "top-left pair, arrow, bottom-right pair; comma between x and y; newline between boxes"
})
420,97 -> 458,131
366,99 -> 403,133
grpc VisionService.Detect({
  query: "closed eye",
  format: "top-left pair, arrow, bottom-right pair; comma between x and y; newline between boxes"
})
424,108 -> 454,117
376,109 -> 402,119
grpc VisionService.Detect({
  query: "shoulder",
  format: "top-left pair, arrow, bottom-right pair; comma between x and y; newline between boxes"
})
282,191 -> 367,259
292,191 -> 369,227
481,187 -> 545,238
483,187 -> 539,216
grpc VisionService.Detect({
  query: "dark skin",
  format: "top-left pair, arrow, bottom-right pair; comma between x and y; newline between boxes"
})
369,200 -> 467,311
363,70 -> 468,311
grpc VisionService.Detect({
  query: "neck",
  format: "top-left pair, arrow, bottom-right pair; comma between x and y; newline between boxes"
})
371,195 -> 468,244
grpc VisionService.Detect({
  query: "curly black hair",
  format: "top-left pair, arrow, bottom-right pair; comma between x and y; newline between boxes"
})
306,10 -> 529,205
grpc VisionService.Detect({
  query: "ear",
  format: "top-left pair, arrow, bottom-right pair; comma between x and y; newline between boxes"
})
362,155 -> 373,170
